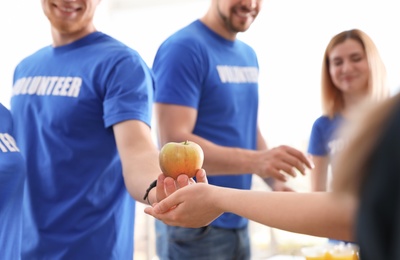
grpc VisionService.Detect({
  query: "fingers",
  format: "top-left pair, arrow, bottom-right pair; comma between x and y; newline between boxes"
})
272,180 -> 296,192
176,174 -> 190,188
195,169 -> 208,184
273,146 -> 314,176
162,169 -> 208,198
156,174 -> 167,201
265,169 -> 288,182
175,169 -> 208,187
145,195 -> 177,215
275,162 -> 299,178
163,176 -> 178,196
285,146 -> 315,170
259,146 -> 315,180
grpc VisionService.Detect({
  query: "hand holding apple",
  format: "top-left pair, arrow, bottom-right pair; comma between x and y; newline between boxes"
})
159,140 -> 204,179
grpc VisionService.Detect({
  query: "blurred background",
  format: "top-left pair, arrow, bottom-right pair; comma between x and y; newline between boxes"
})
2,0 -> 400,259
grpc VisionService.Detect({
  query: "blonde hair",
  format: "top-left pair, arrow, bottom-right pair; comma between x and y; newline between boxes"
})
320,29 -> 389,118
332,93 -> 400,196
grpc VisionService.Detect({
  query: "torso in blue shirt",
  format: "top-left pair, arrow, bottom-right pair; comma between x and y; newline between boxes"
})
11,32 -> 154,259
308,115 -> 345,158
0,103 -> 26,260
154,20 -> 259,229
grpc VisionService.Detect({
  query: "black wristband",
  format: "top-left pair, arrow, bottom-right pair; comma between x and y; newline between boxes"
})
143,180 -> 157,205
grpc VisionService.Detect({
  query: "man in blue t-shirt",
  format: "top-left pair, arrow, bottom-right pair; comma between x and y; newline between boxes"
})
152,0 -> 313,259
10,0 -> 192,259
0,103 -> 26,259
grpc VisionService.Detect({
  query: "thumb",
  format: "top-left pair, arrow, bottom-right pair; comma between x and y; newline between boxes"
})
144,204 -> 156,215
195,168 -> 208,184
153,195 -> 179,214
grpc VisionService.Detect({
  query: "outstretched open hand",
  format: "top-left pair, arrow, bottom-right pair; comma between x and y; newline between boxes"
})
154,168 -> 207,203
146,169 -> 223,227
145,183 -> 223,228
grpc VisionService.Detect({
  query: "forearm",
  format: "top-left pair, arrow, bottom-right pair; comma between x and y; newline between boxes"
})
216,189 -> 356,241
114,120 -> 161,205
310,169 -> 328,191
171,132 -> 259,175
309,156 -> 329,191
122,148 -> 160,204
156,105 -> 265,176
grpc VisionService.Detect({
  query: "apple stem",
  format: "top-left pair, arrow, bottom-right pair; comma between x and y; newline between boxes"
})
184,140 -> 189,145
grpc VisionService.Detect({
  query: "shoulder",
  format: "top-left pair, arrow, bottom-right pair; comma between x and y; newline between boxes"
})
16,45 -> 51,67
312,115 -> 333,127
310,115 -> 343,135
167,20 -> 207,43
153,21 -> 213,72
158,21 -> 214,54
91,32 -> 144,61
235,39 -> 257,54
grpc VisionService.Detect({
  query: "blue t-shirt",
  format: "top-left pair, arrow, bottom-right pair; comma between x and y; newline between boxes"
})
11,32 -> 154,259
0,103 -> 26,260
153,20 -> 259,229
307,115 -> 344,157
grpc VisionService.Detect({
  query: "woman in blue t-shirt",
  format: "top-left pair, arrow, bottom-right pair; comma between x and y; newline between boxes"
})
0,103 -> 26,259
308,29 -> 389,192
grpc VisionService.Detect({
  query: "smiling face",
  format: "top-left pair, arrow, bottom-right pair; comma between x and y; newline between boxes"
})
216,0 -> 262,34
328,39 -> 370,96
41,0 -> 100,43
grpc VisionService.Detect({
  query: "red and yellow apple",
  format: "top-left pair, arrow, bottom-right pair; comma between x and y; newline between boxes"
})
159,140 -> 204,179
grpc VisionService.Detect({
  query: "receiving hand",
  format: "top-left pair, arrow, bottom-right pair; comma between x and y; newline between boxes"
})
145,182 -> 223,228
154,168 -> 208,204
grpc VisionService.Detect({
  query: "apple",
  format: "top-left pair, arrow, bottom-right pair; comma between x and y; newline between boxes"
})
159,140 -> 204,179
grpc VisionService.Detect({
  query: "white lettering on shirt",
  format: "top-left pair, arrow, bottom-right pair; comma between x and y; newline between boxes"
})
216,66 -> 259,84
0,133 -> 20,153
328,137 -> 347,155
13,76 -> 82,98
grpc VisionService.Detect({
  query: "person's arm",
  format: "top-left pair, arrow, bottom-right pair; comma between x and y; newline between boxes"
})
156,103 -> 313,182
113,119 -> 208,205
216,189 -> 356,240
113,119 -> 165,205
144,182 -> 357,241
309,155 -> 329,191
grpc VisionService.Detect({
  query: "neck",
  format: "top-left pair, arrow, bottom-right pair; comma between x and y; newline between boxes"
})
341,92 -> 368,117
51,25 -> 96,47
200,11 -> 237,41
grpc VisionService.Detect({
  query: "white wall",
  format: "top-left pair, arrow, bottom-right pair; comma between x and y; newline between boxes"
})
0,1 -> 48,108
3,0 -> 399,150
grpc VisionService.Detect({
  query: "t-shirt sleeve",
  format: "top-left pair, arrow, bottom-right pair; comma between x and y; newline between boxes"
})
103,55 -> 154,128
307,117 -> 328,156
153,40 -> 203,109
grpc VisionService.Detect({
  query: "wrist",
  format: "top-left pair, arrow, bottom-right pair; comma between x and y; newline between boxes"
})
147,188 -> 157,205
143,180 -> 157,205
